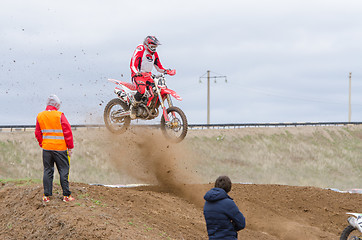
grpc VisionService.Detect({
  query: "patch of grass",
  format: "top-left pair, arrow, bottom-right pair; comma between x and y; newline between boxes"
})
86,198 -> 107,207
77,193 -> 90,199
190,126 -> 362,189
0,178 -> 41,185
240,135 -> 255,143
92,199 -> 101,205
143,224 -> 153,231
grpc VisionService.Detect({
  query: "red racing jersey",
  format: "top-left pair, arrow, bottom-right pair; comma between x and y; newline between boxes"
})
130,44 -> 165,76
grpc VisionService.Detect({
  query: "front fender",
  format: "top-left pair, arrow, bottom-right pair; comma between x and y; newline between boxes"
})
161,88 -> 182,101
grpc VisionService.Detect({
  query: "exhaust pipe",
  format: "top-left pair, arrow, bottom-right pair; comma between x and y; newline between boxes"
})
114,111 -> 130,118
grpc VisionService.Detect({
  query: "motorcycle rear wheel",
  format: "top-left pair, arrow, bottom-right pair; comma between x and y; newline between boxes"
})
340,225 -> 361,240
160,106 -> 188,143
104,98 -> 131,134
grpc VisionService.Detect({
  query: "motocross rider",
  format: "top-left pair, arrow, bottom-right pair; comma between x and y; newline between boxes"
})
129,35 -> 176,119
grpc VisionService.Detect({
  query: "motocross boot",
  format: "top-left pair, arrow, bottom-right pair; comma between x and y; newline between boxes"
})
130,93 -> 142,119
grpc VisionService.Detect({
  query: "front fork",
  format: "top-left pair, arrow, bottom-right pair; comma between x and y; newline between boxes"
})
155,85 -> 175,122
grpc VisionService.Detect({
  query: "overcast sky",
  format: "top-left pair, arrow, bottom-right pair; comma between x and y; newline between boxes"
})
1,0 -> 362,125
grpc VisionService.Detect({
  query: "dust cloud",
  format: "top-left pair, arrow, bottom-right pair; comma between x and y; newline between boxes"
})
105,127 -> 208,207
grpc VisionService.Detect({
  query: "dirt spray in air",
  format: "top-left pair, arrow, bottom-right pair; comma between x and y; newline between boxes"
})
106,127 -> 207,207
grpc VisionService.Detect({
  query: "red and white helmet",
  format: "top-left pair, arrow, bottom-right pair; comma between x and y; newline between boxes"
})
143,36 -> 161,53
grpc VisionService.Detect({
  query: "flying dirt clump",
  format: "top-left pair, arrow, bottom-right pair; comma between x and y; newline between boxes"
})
105,127 -> 207,207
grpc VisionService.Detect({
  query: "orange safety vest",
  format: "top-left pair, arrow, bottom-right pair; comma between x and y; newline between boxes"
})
37,110 -> 67,151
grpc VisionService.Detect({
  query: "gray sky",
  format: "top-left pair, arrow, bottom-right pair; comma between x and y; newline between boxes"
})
1,0 -> 362,125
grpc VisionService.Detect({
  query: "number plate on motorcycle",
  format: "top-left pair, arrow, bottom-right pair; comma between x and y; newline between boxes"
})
358,215 -> 362,228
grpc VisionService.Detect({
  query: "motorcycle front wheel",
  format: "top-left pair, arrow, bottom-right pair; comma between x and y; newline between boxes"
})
340,225 -> 361,240
160,106 -> 188,143
104,98 -> 131,134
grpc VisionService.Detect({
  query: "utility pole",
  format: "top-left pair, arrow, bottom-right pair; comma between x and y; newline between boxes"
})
199,70 -> 227,124
207,70 -> 210,125
349,72 -> 352,122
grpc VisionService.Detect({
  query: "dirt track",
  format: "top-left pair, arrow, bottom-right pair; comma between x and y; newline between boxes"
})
0,180 -> 361,239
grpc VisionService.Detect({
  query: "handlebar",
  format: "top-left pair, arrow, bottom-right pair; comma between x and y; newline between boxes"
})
152,73 -> 165,78
135,72 -> 165,78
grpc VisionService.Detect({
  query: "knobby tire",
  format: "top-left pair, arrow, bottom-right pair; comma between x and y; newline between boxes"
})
104,98 -> 130,134
160,106 -> 188,143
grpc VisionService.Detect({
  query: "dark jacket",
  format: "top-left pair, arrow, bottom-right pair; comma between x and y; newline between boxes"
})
203,188 -> 246,240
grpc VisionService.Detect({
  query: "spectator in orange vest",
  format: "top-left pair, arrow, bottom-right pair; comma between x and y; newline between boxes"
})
35,94 -> 75,203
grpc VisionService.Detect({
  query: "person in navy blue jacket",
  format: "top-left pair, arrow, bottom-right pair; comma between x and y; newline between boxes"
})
203,176 -> 246,239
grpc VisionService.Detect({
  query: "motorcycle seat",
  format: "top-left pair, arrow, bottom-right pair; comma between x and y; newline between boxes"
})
119,81 -> 137,91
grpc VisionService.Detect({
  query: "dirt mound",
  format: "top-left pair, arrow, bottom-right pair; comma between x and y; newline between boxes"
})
0,181 -> 361,239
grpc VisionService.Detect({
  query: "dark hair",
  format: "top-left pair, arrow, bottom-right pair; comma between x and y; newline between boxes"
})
214,176 -> 232,193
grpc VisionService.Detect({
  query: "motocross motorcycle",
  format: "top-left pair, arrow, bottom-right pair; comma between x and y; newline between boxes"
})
104,73 -> 188,142
340,213 -> 362,240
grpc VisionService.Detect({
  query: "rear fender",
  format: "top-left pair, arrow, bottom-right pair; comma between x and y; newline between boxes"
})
109,79 -> 137,101
161,88 -> 182,101
108,79 -> 137,91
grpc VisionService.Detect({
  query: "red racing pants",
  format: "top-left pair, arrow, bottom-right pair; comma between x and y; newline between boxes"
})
132,74 -> 155,104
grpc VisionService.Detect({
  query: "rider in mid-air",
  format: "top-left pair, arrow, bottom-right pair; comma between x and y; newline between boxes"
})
129,35 -> 176,119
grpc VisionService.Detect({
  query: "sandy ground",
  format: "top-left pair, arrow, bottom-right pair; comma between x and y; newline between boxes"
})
0,181 -> 361,240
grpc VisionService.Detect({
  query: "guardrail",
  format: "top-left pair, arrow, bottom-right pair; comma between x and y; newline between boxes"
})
1,122 -> 362,132
188,122 -> 362,129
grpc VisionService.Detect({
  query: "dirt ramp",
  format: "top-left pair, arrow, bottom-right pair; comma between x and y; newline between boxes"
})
105,127 -> 207,207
